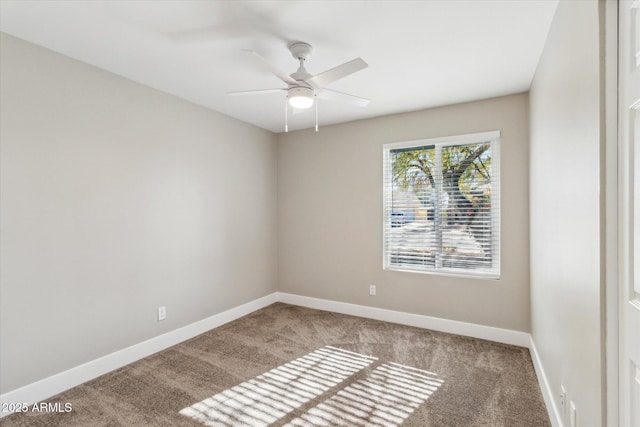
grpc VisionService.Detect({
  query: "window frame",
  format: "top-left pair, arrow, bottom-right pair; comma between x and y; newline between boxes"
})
382,131 -> 501,279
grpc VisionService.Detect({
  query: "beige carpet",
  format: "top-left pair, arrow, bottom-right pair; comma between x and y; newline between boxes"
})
0,303 -> 550,426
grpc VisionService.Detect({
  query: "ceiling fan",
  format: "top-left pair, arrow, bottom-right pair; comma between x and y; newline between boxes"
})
228,42 -> 370,131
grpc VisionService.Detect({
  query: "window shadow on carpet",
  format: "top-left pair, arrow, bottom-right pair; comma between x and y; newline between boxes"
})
180,345 -> 443,426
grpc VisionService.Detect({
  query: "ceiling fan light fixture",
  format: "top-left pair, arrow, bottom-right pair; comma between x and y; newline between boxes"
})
288,86 -> 314,109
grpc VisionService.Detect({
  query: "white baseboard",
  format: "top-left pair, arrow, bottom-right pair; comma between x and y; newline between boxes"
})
277,292 -> 531,347
528,336 -> 564,427
1,291 -> 559,427
0,292 -> 278,418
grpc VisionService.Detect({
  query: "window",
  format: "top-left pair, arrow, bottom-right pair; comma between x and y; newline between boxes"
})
383,131 -> 500,278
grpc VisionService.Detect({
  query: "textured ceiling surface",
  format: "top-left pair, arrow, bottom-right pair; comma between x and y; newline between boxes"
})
0,0 -> 558,133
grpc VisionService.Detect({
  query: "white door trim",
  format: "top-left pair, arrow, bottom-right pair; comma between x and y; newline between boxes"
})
604,0 -> 619,425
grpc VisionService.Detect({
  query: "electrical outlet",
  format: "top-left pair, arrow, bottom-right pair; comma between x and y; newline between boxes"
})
369,285 -> 376,296
158,306 -> 166,321
570,401 -> 577,427
559,385 -> 566,414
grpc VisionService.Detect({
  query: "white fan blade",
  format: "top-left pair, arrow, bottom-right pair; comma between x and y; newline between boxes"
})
317,88 -> 370,107
228,88 -> 286,96
307,58 -> 368,88
244,50 -> 298,85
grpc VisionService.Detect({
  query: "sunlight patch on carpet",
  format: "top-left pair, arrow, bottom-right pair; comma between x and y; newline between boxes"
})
179,346 -> 377,427
285,362 -> 444,426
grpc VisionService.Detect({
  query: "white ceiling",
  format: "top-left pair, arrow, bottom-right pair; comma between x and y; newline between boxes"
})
0,0 -> 558,133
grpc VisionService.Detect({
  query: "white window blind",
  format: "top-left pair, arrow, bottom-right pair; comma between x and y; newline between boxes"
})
383,131 -> 500,278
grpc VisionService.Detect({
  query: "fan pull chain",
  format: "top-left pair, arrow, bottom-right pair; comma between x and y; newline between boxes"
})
315,96 -> 319,132
285,97 -> 289,133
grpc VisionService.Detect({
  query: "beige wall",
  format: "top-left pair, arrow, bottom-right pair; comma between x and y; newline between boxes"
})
529,0 -> 603,425
0,34 -> 278,394
278,93 -> 530,332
